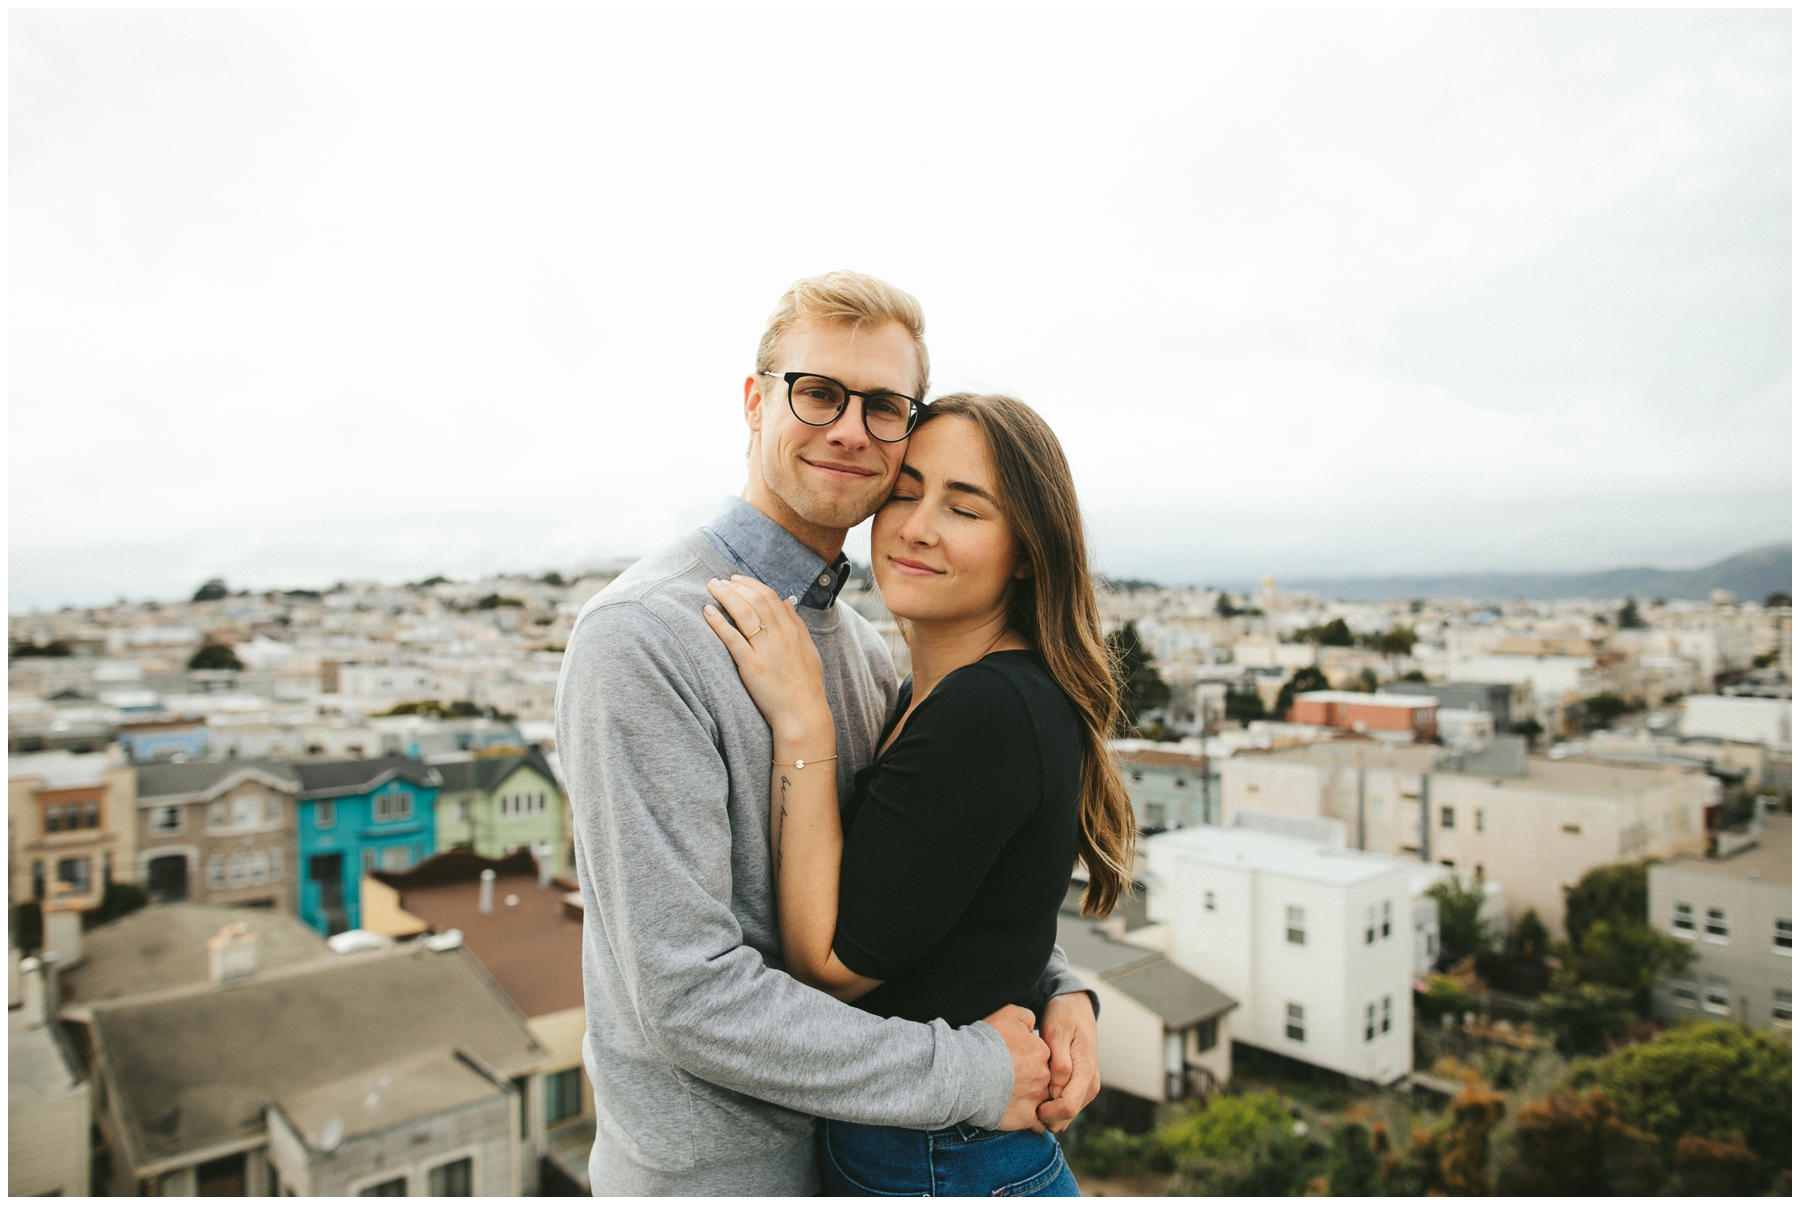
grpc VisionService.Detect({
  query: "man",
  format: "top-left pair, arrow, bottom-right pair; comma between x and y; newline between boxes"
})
556,271 -> 1100,1195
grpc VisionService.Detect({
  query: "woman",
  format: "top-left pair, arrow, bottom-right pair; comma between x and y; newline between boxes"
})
701,393 -> 1135,1197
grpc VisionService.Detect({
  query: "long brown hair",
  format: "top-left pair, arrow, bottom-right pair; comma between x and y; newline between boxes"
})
923,393 -> 1135,916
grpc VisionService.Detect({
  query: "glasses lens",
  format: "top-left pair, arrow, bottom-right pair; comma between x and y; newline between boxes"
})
862,394 -> 915,441
789,376 -> 846,425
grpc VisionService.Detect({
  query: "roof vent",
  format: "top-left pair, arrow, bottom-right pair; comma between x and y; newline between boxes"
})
208,923 -> 259,984
479,868 -> 496,914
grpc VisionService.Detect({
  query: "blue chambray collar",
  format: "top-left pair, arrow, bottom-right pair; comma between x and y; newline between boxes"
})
701,496 -> 852,610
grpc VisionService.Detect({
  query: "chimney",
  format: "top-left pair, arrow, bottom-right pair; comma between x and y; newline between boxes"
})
43,892 -> 84,969
18,957 -> 44,1028
478,868 -> 496,915
536,843 -> 553,889
208,923 -> 259,983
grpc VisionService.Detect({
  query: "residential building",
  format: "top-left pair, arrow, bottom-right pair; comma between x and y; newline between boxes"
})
1055,909 -> 1236,1104
8,749 -> 138,910
62,913 -> 546,1196
1650,814 -> 1792,1031
361,847 -> 589,1192
433,749 -> 566,865
292,757 -> 442,935
116,717 -> 210,763
1218,740 -> 1709,935
1379,681 -> 1524,736
1681,696 -> 1792,748
1287,692 -> 1438,741
134,760 -> 301,908
9,958 -> 90,1197
1141,822 -> 1415,1085
1110,741 -> 1213,832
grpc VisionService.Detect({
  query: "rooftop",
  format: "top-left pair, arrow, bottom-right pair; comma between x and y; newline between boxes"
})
8,749 -> 119,788
1054,914 -> 1235,1027
10,1010 -> 83,1107
135,758 -> 303,802
1146,824 -> 1413,887
292,755 -> 442,798
434,747 -> 557,795
274,1046 -> 505,1148
1295,691 -> 1440,709
1252,740 -> 1697,796
1659,814 -> 1792,887
61,904 -> 329,1006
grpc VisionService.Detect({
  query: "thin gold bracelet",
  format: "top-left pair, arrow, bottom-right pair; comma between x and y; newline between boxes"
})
772,755 -> 838,770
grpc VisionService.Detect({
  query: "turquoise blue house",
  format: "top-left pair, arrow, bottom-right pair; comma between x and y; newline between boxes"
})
293,757 -> 442,935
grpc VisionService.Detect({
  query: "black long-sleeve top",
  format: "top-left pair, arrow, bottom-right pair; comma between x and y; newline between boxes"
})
832,649 -> 1082,1029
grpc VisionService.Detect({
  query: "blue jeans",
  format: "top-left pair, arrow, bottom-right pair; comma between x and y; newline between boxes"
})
821,1119 -> 1080,1197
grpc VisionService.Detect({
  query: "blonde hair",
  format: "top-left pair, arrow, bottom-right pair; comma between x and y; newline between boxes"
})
755,271 -> 930,398
925,393 -> 1137,917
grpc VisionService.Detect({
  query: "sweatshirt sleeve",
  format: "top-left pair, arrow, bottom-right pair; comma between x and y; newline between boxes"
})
559,601 -> 1014,1130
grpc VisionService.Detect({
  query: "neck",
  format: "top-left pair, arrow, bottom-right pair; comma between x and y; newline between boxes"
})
740,480 -> 847,564
906,610 -> 1027,703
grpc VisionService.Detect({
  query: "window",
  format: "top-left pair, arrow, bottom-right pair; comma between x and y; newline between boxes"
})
363,848 -> 377,873
152,806 -> 184,836
264,796 -> 282,823
1130,770 -> 1143,783
1673,902 -> 1695,934
359,1177 -> 406,1197
1195,1017 -> 1218,1053
1705,907 -> 1729,940
1440,806 -> 1455,830
270,844 -> 284,882
1774,989 -> 1792,1028
1561,822 -> 1582,836
208,854 -> 225,889
1364,1002 -> 1376,1042
1364,905 -> 1376,945
43,804 -> 61,834
1146,803 -> 1166,828
1775,918 -> 1792,952
1285,906 -> 1305,946
1203,890 -> 1216,912
374,789 -> 412,823
1703,976 -> 1731,1015
381,845 -> 410,871
1670,978 -> 1699,1007
456,798 -> 472,823
210,802 -> 228,829
1381,995 -> 1392,1034
1381,900 -> 1392,939
56,857 -> 92,895
228,851 -> 247,888
1285,1002 -> 1305,1042
84,800 -> 100,828
233,796 -> 260,827
315,800 -> 336,829
428,1158 -> 472,1197
250,850 -> 269,885
546,1067 -> 583,1124
1474,808 -> 1485,833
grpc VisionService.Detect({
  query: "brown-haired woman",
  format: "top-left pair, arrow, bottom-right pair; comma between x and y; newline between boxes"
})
702,392 -> 1136,1197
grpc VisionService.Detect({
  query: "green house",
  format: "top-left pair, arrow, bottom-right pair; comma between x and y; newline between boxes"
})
433,749 -> 566,867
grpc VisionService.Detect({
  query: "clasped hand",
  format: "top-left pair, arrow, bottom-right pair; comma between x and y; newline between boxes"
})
703,576 -> 833,741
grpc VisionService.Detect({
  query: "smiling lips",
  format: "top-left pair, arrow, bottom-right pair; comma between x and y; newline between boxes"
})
887,556 -> 942,577
802,457 -> 877,482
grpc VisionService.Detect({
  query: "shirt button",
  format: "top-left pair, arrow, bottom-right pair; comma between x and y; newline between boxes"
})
818,574 -> 832,587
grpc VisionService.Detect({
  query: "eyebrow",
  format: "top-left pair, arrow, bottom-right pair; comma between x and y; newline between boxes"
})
896,464 -> 1000,506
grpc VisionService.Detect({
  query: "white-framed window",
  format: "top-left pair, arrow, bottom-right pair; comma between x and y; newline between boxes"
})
1561,822 -> 1582,836
1774,989 -> 1792,1028
151,806 -> 184,836
1705,907 -> 1729,941
1381,900 -> 1392,939
1203,890 -> 1216,912
1364,905 -> 1376,945
228,851 -> 247,887
1672,902 -> 1695,934
1440,806 -> 1455,830
1285,905 -> 1305,946
381,845 -> 410,871
428,1157 -> 473,1197
264,795 -> 282,823
1474,808 -> 1485,833
1669,977 -> 1699,1007
1285,1002 -> 1305,1042
233,795 -> 261,828
1381,995 -> 1392,1034
1703,976 -> 1731,1015
374,789 -> 412,823
1775,918 -> 1792,953
456,798 -> 472,823
270,843 -> 284,881
209,802 -> 227,829
363,848 -> 377,873
1364,1001 -> 1376,1042
249,850 -> 269,885
207,854 -> 225,889
316,799 -> 336,829
356,1175 -> 407,1197
56,857 -> 93,895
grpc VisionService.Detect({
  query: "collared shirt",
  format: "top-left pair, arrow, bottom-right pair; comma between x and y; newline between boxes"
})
702,496 -> 852,609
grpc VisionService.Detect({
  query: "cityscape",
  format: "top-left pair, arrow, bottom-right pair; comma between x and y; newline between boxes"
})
8,543 -> 1791,1195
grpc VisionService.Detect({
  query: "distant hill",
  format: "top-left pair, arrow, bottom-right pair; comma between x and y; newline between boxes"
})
1284,543 -> 1792,603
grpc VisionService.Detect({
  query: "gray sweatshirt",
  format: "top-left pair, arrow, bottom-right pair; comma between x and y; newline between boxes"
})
556,529 -> 1088,1195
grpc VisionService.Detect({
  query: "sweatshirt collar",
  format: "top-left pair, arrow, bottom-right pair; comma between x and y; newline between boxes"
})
701,496 -> 851,610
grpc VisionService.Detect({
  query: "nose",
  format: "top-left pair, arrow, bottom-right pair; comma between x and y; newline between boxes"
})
821,397 -> 872,453
895,499 -> 937,547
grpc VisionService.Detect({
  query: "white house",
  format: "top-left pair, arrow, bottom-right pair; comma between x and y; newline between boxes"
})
1681,696 -> 1792,749
1141,822 -> 1416,1085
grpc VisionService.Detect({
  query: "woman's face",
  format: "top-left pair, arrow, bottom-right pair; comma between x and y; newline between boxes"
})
871,415 -> 1024,627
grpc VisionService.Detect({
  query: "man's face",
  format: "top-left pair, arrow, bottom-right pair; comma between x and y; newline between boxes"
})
743,318 -> 919,537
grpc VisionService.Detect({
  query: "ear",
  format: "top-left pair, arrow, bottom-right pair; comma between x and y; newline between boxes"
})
743,374 -> 765,434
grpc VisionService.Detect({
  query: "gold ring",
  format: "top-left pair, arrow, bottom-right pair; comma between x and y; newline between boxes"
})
744,624 -> 765,639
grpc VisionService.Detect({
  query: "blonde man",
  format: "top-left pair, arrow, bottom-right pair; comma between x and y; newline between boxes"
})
556,272 -> 1099,1195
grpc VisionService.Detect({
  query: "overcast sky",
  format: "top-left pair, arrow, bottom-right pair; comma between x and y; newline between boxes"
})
10,8 -> 1791,610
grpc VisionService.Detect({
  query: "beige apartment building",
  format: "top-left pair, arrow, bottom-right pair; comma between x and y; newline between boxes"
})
134,760 -> 302,910
8,750 -> 138,910
1219,739 -> 1710,936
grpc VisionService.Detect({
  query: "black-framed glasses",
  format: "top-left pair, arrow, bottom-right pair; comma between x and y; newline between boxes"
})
761,371 -> 927,443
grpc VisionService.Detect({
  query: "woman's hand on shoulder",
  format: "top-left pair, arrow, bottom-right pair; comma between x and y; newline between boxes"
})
703,576 -> 833,743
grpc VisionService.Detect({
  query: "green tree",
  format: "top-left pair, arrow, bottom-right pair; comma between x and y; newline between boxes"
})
1368,625 -> 1418,655
1616,598 -> 1646,629
1416,973 -> 1474,1025
1562,1020 -> 1791,1183
1565,919 -> 1694,1011
192,577 -> 228,602
1105,622 -> 1171,732
1479,906 -> 1551,996
1397,669 -> 1428,683
85,881 -> 148,929
476,594 -> 525,610
1326,1121 -> 1379,1195
1215,593 -> 1242,618
187,642 -> 244,671
1510,717 -> 1544,747
1765,592 -> 1791,608
1160,1091 -> 1293,1163
1580,691 -> 1631,729
1225,690 -> 1267,724
1563,861 -> 1650,947
1272,665 -> 1329,718
1353,667 -> 1379,693
1426,874 -> 1491,961
1164,1093 -> 1308,1196
1298,617 -> 1355,646
1534,982 -> 1636,1056
1495,1088 -> 1659,1195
